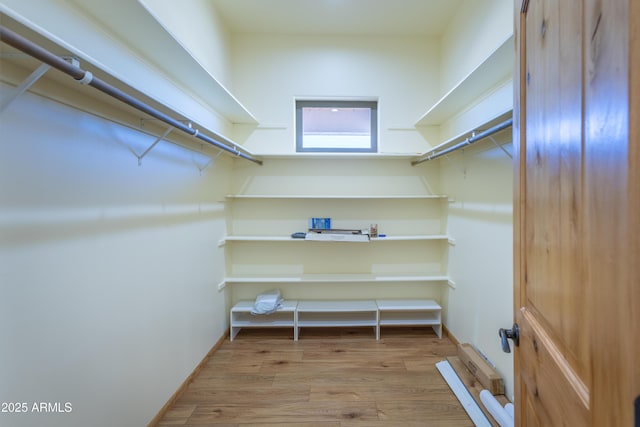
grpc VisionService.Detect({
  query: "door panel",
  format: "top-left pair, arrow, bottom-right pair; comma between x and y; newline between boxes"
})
524,396 -> 541,426
516,0 -> 590,424
516,309 -> 588,426
522,0 -> 588,383
583,1 -> 637,425
514,0 -> 639,425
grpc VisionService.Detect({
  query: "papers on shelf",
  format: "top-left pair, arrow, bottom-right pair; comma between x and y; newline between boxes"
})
305,232 -> 370,242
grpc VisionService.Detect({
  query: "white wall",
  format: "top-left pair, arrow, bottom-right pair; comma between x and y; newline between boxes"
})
1,2 -> 237,425
435,134 -> 514,400
230,34 -> 440,154
0,87 -> 230,426
440,0 -> 513,95
424,0 -> 515,400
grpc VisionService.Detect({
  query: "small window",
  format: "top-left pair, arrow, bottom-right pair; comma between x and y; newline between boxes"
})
296,100 -> 378,153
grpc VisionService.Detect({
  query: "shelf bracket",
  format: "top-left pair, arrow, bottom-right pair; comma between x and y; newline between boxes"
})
194,148 -> 222,175
420,176 -> 436,195
444,154 -> 467,178
134,126 -> 173,166
0,56 -> 80,114
488,135 -> 513,159
0,62 -> 50,113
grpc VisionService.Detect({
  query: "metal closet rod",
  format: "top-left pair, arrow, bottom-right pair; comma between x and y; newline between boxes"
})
412,118 -> 513,166
0,25 -> 263,166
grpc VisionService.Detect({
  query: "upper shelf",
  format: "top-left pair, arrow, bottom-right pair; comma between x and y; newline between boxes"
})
255,153 -> 423,160
415,35 -> 514,127
9,0 -> 259,125
225,195 -> 447,200
224,235 -> 450,243
224,273 -> 450,284
1,1 -> 257,125
134,2 -> 258,124
414,110 -> 513,160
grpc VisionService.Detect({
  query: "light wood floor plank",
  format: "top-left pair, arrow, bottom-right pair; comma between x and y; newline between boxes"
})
376,400 -> 473,424
239,423 -> 339,427
179,386 -> 311,404
187,401 -> 379,424
157,328 -> 474,426
309,384 -> 455,402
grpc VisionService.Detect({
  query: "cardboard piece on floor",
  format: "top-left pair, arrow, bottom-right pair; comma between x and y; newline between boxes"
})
458,343 -> 505,395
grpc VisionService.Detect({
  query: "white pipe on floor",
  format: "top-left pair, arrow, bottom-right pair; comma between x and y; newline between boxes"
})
505,402 -> 514,420
479,389 -> 514,427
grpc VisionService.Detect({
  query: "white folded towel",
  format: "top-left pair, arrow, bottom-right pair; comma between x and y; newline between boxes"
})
251,289 -> 284,315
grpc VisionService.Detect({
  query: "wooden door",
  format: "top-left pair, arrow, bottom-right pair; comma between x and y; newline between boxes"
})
513,0 -> 639,425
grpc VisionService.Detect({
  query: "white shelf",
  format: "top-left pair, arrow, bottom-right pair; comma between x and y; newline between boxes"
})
415,35 -> 514,126
226,195 -> 447,200
371,235 -> 449,241
415,111 -> 513,160
379,318 -> 439,326
255,153 -> 423,159
376,299 -> 442,338
223,193 -> 450,299
229,299 -> 442,341
225,236 -> 303,242
14,0 -> 258,125
134,2 -> 257,124
298,300 -> 379,312
297,300 -> 379,339
224,274 -> 450,284
297,316 -> 377,327
376,299 -> 442,311
224,234 -> 449,243
230,300 -> 298,341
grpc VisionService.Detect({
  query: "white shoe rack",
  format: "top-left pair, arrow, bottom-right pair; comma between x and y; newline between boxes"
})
230,299 -> 442,341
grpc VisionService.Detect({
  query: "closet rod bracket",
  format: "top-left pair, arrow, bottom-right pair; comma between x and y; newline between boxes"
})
0,55 -> 84,114
195,149 -> 222,174
488,136 -> 513,159
135,126 -> 174,166
0,62 -> 50,113
444,154 -> 467,178
140,118 -> 191,129
412,118 -> 513,166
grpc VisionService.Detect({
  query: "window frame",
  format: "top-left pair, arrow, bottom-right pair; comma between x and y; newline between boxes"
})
295,100 -> 378,153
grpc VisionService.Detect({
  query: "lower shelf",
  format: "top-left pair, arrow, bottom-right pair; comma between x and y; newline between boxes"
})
377,299 -> 442,338
229,299 -> 442,341
297,300 -> 379,339
230,300 -> 298,341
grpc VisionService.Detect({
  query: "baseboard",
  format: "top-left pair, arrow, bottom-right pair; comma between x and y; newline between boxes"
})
443,324 -> 460,346
147,331 -> 228,427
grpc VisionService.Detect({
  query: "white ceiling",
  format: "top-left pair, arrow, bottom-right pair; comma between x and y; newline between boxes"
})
211,0 -> 464,37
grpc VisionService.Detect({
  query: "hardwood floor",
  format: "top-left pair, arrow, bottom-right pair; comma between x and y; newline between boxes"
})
157,327 -> 473,426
